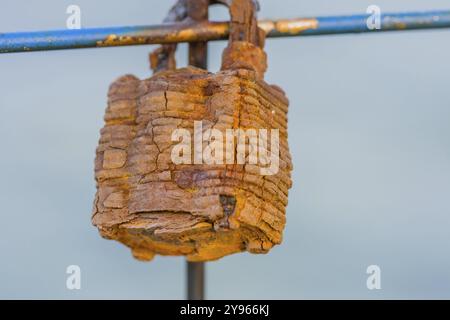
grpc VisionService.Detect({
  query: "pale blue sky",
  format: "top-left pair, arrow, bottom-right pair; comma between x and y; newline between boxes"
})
1,0 -> 450,299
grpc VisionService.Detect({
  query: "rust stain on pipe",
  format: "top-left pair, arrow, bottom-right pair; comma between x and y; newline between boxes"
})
97,34 -> 149,47
259,18 -> 319,35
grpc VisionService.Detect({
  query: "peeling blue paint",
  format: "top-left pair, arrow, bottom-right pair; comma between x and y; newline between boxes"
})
1,10 -> 449,54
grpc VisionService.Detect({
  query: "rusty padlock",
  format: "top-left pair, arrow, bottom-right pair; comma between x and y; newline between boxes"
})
92,0 -> 292,262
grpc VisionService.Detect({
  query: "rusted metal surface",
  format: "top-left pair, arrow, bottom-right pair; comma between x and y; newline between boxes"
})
149,0 -> 191,73
92,0 -> 291,283
187,0 -> 209,69
1,10 -> 450,54
186,0 -> 209,301
258,18 -> 319,35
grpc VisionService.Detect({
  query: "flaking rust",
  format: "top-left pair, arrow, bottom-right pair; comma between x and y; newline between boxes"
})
97,34 -> 149,47
92,0 -> 292,262
259,18 -> 319,35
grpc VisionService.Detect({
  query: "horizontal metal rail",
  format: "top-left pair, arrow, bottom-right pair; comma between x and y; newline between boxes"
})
1,10 -> 449,54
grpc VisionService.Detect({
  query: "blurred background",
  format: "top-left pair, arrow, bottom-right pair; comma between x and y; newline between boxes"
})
1,0 -> 449,299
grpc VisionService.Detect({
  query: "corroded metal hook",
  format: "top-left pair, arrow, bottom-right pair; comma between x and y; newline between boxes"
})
150,0 -> 263,73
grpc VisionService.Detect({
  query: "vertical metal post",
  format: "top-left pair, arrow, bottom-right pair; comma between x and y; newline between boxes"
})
187,0 -> 209,69
186,0 -> 209,301
187,262 -> 205,300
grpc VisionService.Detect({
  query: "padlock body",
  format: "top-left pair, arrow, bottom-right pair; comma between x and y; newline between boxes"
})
93,66 -> 292,262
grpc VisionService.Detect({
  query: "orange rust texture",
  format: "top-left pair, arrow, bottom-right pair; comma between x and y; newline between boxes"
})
259,18 -> 319,35
93,0 -> 292,262
97,34 -> 149,47
92,64 -> 292,262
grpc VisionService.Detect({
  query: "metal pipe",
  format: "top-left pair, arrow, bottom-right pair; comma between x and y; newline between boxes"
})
187,261 -> 205,300
1,10 -> 449,54
261,10 -> 450,38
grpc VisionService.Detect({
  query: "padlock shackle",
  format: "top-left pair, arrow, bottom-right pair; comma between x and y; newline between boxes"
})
219,0 -> 267,78
216,0 -> 263,48
150,0 -> 266,75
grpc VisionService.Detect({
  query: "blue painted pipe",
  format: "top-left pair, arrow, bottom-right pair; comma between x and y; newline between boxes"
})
305,10 -> 450,36
1,10 -> 449,54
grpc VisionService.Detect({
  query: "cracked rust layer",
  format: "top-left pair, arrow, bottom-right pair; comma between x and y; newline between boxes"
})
92,46 -> 292,262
